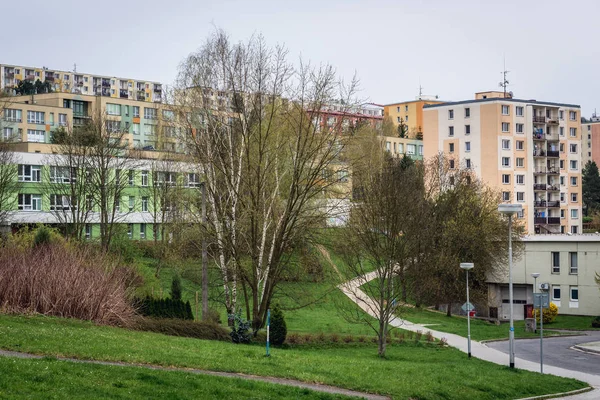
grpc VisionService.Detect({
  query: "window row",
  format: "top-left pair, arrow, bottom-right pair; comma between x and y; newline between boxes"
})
551,285 -> 579,302
104,104 -> 171,121
551,251 -> 578,274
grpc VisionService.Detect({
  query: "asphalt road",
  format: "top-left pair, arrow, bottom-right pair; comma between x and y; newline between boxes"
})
486,331 -> 600,375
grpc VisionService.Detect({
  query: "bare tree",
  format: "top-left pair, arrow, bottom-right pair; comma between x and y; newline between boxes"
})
0,95 -> 18,232
176,29 -> 358,329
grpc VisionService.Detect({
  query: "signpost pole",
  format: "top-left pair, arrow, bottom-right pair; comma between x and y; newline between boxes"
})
540,295 -> 544,373
266,309 -> 271,357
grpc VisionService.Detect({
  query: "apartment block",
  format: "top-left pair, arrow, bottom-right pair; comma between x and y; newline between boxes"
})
384,97 -> 444,138
311,102 -> 384,131
383,136 -> 424,161
423,92 -> 582,235
581,117 -> 600,167
1,64 -> 162,103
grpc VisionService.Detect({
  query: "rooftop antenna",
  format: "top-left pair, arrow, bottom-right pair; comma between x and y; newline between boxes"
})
73,63 -> 77,73
499,56 -> 509,98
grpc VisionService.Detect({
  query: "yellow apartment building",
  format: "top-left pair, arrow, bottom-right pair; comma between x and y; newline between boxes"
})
423,92 -> 582,235
384,97 -> 443,138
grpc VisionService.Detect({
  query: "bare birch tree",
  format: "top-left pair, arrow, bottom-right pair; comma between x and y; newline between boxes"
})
176,29 -> 358,329
0,95 -> 18,231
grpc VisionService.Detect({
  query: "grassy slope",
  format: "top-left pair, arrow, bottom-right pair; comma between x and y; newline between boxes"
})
0,356 -> 346,400
0,315 -> 586,400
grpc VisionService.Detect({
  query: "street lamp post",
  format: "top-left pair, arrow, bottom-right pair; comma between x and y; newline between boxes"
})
498,203 -> 522,369
531,272 -> 542,374
460,262 -> 474,358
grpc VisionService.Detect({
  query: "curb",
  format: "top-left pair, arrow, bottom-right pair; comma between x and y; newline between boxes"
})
573,345 -> 600,355
481,333 -> 587,344
516,386 -> 594,400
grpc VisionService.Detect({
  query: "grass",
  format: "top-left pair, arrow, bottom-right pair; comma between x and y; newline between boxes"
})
0,314 -> 587,400
399,307 -> 571,341
542,314 -> 600,331
0,356 -> 346,399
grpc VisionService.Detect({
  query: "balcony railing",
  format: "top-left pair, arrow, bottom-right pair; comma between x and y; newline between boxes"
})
101,80 -> 111,87
534,217 -> 561,225
533,184 -> 547,190
119,89 -> 129,98
533,167 -> 560,174
547,118 -> 559,125
547,150 -> 559,158
534,200 -> 559,207
547,185 -> 559,191
533,116 -> 546,123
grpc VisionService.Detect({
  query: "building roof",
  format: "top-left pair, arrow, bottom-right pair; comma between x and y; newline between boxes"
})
522,234 -> 600,242
384,98 -> 443,107
423,97 -> 580,109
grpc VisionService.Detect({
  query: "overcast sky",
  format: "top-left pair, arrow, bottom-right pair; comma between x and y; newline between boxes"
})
3,0 -> 599,115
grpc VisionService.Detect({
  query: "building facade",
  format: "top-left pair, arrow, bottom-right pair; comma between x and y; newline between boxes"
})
1,63 -> 162,103
382,136 -> 424,161
423,93 -> 582,235
487,235 -> 600,319
384,97 -> 443,138
581,120 -> 600,167
311,102 -> 383,132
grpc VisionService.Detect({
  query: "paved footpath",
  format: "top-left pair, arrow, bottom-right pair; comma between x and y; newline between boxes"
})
0,349 -> 389,400
339,272 -> 600,399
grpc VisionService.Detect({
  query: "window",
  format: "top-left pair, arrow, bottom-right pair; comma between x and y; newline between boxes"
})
2,127 -> 14,140
502,157 -> 510,167
465,142 -> 471,152
132,123 -> 140,135
141,196 -> 149,212
144,108 -> 157,119
552,252 -> 560,273
552,286 -> 561,300
385,141 -> 391,152
570,127 -> 577,137
465,159 -> 471,169
465,125 -> 471,135
124,105 -> 129,117
502,139 -> 510,150
85,224 -> 91,240
449,143 -> 454,153
516,106 -> 523,116
127,224 -> 133,239
405,105 -> 408,112
572,225 -> 578,234
502,174 -> 510,184
515,123 -> 524,133
571,193 -> 578,202
516,158 -> 524,167
128,170 -> 134,186
18,194 -> 42,211
397,116 -> 401,123
569,111 -> 576,121
50,166 -> 74,183
448,126 -> 454,136
502,191 -> 510,201
162,110 -> 174,120
516,174 -> 524,184
449,159 -> 455,169
27,111 -> 45,124
143,124 -> 157,135
396,106 -> 400,113
105,120 -> 121,133
4,109 -> 22,122
559,110 -> 564,120
407,144 -> 416,155
502,105 -> 509,115
561,193 -> 565,203
155,171 -> 177,186
516,192 -> 524,202
418,145 -> 423,156
570,286 -> 579,301
133,106 -> 140,117
18,165 -> 41,182
128,196 -> 135,212
516,140 -> 524,150
397,143 -> 404,153
560,160 -> 565,170
448,110 -> 454,120
570,144 -> 577,153
140,223 -> 146,239
560,143 -> 564,153
571,209 -> 579,219
502,122 -> 510,132
570,160 -> 578,170
58,113 -> 67,126
187,173 -> 201,187
141,170 -> 148,187
106,103 -> 121,115
560,127 -> 565,137
50,194 -> 72,211
571,176 -> 578,186
465,108 -> 470,118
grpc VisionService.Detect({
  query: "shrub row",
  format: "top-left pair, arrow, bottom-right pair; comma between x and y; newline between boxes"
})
283,330 -> 439,346
132,317 -> 230,341
135,296 -> 194,320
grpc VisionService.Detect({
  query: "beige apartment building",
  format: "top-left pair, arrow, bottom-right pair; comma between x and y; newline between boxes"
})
581,118 -> 600,167
1,64 -> 162,103
487,235 -> 600,319
423,91 -> 582,235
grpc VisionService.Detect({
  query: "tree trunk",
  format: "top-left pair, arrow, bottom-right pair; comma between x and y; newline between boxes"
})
446,302 -> 452,317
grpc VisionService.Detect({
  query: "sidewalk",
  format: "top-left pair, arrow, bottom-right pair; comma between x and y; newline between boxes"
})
339,274 -> 600,398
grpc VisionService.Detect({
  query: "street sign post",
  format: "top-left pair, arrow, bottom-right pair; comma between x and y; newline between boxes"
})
533,292 -> 548,373
533,293 -> 549,308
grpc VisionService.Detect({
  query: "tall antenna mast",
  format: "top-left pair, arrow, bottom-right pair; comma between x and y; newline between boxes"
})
73,63 -> 77,73
499,56 -> 509,98
419,83 -> 423,99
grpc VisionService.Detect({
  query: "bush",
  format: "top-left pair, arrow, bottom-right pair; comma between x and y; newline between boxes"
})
592,316 -> 600,328
109,227 -> 141,264
533,302 -> 559,324
269,305 -> 287,346
229,312 -> 252,344
33,226 -> 52,247
132,317 -> 229,341
286,333 -> 301,344
171,275 -> 183,302
135,296 -> 193,320
0,243 -> 135,326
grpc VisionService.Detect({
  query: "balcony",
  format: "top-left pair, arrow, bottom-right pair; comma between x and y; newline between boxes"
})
533,116 -> 546,124
136,92 -> 146,101
534,201 -> 547,207
533,184 -> 547,191
101,80 -> 111,88
534,200 -> 559,208
25,74 -> 35,81
547,185 -> 559,191
154,85 -> 162,93
119,89 -> 129,99
534,217 -> 561,225
533,167 -> 560,175
5,71 -> 14,78
547,150 -> 559,158
101,88 -> 111,96
533,150 -> 546,157
547,118 -> 559,125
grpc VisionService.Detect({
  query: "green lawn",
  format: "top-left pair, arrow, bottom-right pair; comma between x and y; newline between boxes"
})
542,315 -> 600,331
399,307 -> 570,341
0,314 -> 587,400
0,356 -> 345,399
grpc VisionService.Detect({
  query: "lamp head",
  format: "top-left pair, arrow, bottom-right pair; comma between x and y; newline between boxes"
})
460,262 -> 474,271
498,203 -> 523,215
531,272 -> 540,279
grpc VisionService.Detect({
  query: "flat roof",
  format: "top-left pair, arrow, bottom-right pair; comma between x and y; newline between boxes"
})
384,99 -> 444,107
523,234 -> 600,242
423,97 -> 580,109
